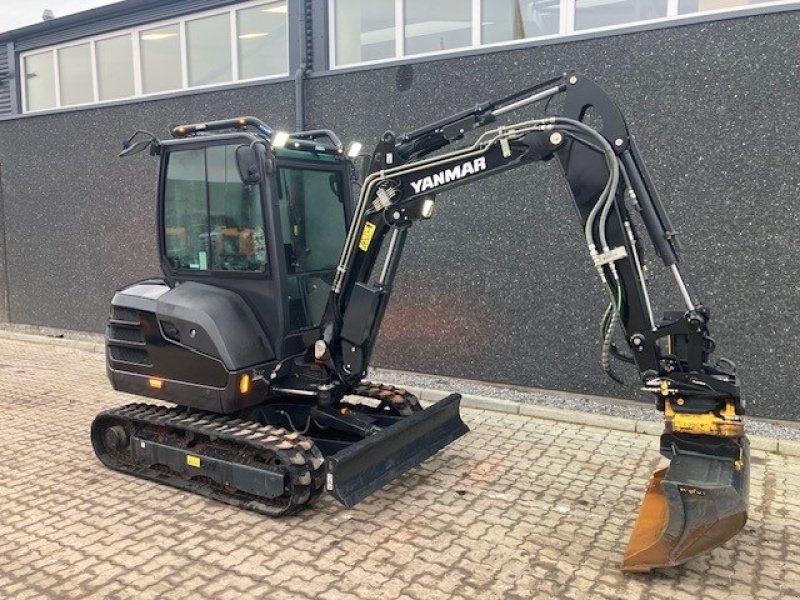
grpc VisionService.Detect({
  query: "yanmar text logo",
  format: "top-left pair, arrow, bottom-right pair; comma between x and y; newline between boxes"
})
409,157 -> 487,194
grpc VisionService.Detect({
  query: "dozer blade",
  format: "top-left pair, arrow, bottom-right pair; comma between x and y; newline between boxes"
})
326,393 -> 468,507
622,434 -> 749,572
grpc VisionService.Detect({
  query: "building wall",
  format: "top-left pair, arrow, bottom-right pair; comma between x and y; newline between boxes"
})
0,11 -> 798,419
0,81 -> 295,331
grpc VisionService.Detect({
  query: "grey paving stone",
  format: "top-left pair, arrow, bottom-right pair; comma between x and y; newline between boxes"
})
0,334 -> 796,598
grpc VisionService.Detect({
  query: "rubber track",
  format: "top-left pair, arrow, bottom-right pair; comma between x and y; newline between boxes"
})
353,381 -> 421,416
92,403 -> 326,517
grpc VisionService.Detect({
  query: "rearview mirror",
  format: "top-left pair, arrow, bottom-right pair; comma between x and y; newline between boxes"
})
119,139 -> 153,158
235,145 -> 262,185
119,130 -> 160,158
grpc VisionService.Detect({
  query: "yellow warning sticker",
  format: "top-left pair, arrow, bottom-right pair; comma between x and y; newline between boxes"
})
358,222 -> 376,251
186,455 -> 201,468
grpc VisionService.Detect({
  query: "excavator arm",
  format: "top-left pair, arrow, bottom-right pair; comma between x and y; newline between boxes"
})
319,72 -> 749,572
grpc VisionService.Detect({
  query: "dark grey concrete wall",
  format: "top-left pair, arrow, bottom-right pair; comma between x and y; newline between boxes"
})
305,10 -> 800,420
0,10 -> 798,420
0,81 -> 295,332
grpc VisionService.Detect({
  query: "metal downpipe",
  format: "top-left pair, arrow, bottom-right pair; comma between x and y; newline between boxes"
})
294,63 -> 307,131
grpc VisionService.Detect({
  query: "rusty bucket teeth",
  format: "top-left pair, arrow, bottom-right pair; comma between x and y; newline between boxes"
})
622,435 -> 749,573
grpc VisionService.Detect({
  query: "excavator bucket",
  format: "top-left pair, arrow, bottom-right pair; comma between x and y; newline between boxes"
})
326,393 -> 468,507
623,434 -> 749,572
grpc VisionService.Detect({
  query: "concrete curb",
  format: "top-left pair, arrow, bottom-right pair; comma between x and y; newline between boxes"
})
2,328 -> 798,458
0,328 -> 104,354
778,438 -> 800,456
415,386 -> 639,435
410,385 -> 799,457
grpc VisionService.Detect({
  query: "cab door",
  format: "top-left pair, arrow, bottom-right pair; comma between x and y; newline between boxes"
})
157,134 -> 288,358
272,154 -> 354,354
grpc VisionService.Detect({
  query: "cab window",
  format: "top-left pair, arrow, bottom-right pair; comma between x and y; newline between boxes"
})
277,166 -> 347,330
163,144 -> 268,273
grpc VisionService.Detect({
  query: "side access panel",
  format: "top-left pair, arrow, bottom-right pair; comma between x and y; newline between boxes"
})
154,282 -> 274,371
106,280 -> 275,413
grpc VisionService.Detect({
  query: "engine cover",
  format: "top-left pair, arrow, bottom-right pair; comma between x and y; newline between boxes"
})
106,280 -> 275,413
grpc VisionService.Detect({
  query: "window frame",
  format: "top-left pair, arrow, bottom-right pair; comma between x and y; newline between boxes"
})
328,0 -> 796,69
19,0 -> 289,113
158,134 -> 273,281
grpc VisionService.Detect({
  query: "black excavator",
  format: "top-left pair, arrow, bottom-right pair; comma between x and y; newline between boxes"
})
92,72 -> 749,573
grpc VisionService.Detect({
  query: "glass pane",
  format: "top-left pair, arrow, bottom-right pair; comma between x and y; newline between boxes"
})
575,0 -> 668,30
140,24 -> 182,93
277,166 -> 347,330
24,52 -> 56,111
481,0 -> 560,44
164,146 -> 268,273
58,43 -> 93,106
187,13 -> 232,86
678,0 -> 772,13
405,0 -> 472,56
164,149 -> 210,271
334,0 -> 395,66
206,146 -> 268,272
96,35 -> 134,101
237,2 -> 288,80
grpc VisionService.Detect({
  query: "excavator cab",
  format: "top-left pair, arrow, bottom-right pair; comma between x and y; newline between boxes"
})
158,133 -> 352,358
106,129 -> 355,413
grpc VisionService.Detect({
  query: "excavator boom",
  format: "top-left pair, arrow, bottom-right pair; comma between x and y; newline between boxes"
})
318,72 -> 749,572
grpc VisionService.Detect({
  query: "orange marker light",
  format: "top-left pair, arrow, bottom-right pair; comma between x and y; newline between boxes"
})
148,378 -> 164,390
239,373 -> 251,395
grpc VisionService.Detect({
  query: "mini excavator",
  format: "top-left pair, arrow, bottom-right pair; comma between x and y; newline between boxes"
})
92,72 -> 749,572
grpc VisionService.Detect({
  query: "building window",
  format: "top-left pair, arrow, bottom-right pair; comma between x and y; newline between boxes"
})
330,0 -> 796,68
58,43 -> 93,106
481,1 -> 560,44
333,0 -> 396,65
20,1 -> 289,113
23,51 -> 56,111
96,35 -> 134,101
575,0 -> 668,30
140,24 -> 181,94
678,0 -> 775,12
237,2 -> 289,80
404,0 -> 472,56
187,14 -> 232,87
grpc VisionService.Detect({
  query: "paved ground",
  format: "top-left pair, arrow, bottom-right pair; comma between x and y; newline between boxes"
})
1,335 -> 799,599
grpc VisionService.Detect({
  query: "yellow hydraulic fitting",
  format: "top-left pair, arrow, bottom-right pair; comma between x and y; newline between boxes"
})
664,400 -> 744,438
